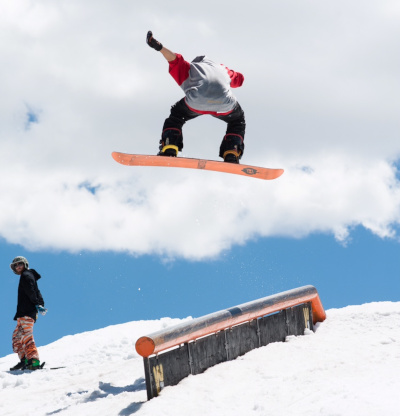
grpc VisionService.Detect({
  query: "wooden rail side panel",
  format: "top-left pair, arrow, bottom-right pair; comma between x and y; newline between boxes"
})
286,302 -> 313,336
189,331 -> 227,375
259,311 -> 288,346
225,319 -> 259,360
144,344 -> 191,400
144,303 -> 313,399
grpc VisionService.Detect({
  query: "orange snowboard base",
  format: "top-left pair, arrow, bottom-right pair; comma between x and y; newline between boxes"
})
111,152 -> 284,181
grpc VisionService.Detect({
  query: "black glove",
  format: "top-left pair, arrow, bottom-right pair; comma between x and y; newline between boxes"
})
146,31 -> 163,51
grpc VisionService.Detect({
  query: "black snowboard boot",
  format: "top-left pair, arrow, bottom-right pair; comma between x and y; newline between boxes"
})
219,134 -> 244,163
158,128 -> 183,157
10,357 -> 27,371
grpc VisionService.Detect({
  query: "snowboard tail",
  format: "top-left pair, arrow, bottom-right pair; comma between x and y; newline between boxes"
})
111,152 -> 284,180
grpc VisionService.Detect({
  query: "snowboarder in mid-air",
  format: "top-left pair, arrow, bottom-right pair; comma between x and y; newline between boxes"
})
9,256 -> 47,371
146,31 -> 246,164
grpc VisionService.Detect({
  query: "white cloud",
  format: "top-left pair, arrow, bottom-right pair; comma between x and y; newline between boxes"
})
1,0 -> 400,260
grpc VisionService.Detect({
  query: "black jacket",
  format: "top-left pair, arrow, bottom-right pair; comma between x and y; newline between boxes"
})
14,269 -> 45,322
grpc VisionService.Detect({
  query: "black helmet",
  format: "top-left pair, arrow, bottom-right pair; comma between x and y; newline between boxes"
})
10,256 -> 29,274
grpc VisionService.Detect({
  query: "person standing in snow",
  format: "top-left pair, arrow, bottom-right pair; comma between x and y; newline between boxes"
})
9,256 -> 47,371
146,31 -> 246,164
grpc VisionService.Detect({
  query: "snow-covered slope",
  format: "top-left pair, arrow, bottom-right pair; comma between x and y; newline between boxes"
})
1,302 -> 399,416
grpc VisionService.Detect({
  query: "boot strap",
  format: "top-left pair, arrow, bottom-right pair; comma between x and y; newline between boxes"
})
223,150 -> 241,158
161,145 -> 179,153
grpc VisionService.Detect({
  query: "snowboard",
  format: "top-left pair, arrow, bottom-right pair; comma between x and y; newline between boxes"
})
7,362 -> 65,373
111,152 -> 284,180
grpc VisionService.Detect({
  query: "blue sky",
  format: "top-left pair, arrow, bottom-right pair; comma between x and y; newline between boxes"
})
1,1 -> 400,359
1,227 -> 399,358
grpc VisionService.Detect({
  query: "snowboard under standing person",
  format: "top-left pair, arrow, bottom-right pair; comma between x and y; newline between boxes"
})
9,256 -> 47,371
146,31 -> 246,164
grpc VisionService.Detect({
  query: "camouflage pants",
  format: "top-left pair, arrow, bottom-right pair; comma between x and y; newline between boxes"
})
12,317 -> 39,360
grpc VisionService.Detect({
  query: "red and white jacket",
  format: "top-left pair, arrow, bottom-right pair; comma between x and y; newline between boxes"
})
168,54 -> 244,115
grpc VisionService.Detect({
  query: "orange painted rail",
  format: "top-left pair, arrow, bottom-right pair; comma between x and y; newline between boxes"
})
136,285 -> 326,358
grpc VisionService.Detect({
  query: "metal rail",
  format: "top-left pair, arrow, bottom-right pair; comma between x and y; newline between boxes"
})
136,285 -> 326,358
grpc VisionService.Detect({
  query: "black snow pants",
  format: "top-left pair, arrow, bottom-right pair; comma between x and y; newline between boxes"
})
162,98 -> 246,158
